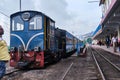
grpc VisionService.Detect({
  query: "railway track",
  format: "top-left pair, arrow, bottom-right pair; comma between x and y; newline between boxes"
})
91,47 -> 120,80
62,47 -> 98,80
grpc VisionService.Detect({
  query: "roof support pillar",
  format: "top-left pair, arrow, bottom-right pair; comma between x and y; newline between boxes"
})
117,26 -> 120,39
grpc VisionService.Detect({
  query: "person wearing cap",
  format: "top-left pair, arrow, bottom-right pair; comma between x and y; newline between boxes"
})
0,25 -> 10,79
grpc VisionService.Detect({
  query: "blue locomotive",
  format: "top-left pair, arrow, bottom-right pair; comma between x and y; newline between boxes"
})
9,10 -> 82,68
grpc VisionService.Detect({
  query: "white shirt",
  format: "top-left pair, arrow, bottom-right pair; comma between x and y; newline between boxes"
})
112,37 -> 117,43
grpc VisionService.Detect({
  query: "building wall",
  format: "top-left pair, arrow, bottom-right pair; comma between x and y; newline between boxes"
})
101,0 -> 112,16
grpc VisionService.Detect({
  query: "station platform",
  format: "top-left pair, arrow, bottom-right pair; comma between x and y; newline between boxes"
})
92,45 -> 120,56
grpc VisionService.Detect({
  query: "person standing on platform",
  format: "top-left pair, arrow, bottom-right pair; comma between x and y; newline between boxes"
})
111,35 -> 117,52
0,25 -> 10,79
105,36 -> 110,48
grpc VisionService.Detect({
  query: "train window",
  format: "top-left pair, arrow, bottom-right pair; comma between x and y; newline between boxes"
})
29,19 -> 34,29
12,16 -> 24,31
49,21 -> 55,35
36,18 -> 42,29
29,16 -> 42,30
50,21 -> 55,27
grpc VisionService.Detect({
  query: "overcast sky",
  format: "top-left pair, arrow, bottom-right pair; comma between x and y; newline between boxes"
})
0,0 -> 102,45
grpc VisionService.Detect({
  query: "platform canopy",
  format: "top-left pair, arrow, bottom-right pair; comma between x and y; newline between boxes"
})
92,25 -> 102,39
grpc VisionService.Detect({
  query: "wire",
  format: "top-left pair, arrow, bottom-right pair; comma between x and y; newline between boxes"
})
88,1 -> 99,3
0,10 -> 9,18
0,10 -> 10,31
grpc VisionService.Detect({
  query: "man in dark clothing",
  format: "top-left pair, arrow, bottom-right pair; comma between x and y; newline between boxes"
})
106,36 -> 110,48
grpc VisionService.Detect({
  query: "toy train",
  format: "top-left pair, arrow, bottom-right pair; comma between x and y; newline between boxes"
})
9,10 -> 83,68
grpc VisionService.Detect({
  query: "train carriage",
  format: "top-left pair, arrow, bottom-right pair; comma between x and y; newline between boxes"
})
65,31 -> 77,57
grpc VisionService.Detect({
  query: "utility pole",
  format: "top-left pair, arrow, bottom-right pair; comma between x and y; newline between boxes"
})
20,0 -> 21,11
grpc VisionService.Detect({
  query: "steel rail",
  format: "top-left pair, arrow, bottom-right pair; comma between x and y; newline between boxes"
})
61,62 -> 73,80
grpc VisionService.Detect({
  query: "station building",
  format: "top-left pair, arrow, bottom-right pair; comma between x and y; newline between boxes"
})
93,0 -> 120,43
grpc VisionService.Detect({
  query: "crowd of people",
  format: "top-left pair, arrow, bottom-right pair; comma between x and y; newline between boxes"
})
97,35 -> 120,53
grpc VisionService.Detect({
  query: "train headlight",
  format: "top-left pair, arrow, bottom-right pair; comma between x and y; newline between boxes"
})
22,12 -> 30,21
34,47 -> 41,52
